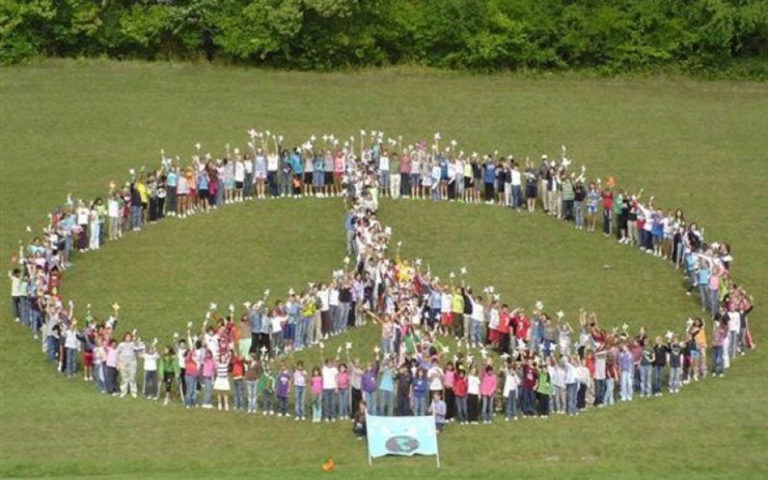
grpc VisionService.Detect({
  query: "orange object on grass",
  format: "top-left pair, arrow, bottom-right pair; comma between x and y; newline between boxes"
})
322,458 -> 335,472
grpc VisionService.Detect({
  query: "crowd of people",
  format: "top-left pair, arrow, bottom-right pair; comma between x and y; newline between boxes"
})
8,130 -> 756,435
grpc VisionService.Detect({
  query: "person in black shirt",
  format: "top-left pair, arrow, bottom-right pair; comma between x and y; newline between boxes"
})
651,336 -> 670,396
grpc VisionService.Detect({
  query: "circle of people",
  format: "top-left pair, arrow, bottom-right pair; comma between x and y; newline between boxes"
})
8,129 -> 756,436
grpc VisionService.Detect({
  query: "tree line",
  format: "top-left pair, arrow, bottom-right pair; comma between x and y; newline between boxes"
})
3,0 -> 767,75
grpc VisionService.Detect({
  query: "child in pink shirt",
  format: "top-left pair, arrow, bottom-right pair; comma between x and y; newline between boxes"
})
337,364 -> 350,418
310,367 -> 323,423
480,364 -> 497,423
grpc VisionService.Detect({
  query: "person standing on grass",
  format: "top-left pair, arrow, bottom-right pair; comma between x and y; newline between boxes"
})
480,365 -> 497,423
564,355 -> 579,415
429,391 -> 447,433
183,345 -> 199,408
618,343 -> 633,401
501,360 -> 520,422
117,332 -> 142,398
453,367 -> 468,423
534,360 -> 552,418
712,318 -> 727,377
310,366 -> 323,422
259,362 -> 275,415
158,345 -> 178,406
292,360 -> 307,420
600,180 -> 613,236
668,337 -> 682,393
213,350 -> 231,411
244,354 -> 260,414
275,362 -> 291,416
412,367 -> 429,416
467,365 -> 481,423
651,336 -> 669,397
141,343 -> 159,400
395,363 -> 412,416
321,357 -> 339,421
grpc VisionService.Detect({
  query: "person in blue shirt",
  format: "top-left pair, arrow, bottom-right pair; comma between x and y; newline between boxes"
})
429,287 -> 442,329
483,159 -> 496,202
377,361 -> 395,416
697,258 -> 711,311
290,149 -> 303,196
412,368 -> 429,415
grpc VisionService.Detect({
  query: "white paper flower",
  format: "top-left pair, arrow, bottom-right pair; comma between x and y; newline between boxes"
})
195,143 -> 201,151
434,132 -> 441,140
343,256 -> 350,265
556,310 -> 565,319
460,267 -> 467,275
345,342 -> 352,350
264,289 -> 270,297
360,130 -> 366,137
535,300 -> 543,310
374,346 -> 380,353
248,129 -> 257,138
209,302 -> 217,311
449,272 -> 455,279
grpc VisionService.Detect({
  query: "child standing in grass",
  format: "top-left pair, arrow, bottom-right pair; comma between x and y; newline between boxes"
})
201,349 -> 215,409
231,352 -> 245,411
214,351 -> 231,411
159,346 -> 178,406
260,362 -> 275,415
310,366 -> 323,422
141,343 -> 159,399
337,363 -> 350,419
480,364 -> 497,423
502,359 -> 520,421
668,337 -> 682,393
429,391 -> 447,433
245,354 -> 260,414
535,362 -> 552,418
467,365 -> 480,424
293,361 -> 307,420
275,362 -> 292,416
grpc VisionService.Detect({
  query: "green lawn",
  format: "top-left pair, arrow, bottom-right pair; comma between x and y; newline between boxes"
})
1,60 -> 767,479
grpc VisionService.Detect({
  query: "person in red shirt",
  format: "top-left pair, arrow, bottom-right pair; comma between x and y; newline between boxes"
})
601,186 -> 614,236
231,352 -> 245,411
453,368 -> 468,424
497,305 -> 511,354
520,357 -> 537,416
513,308 -> 530,345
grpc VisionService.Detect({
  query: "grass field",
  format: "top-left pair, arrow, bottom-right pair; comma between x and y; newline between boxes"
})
1,60 -> 767,479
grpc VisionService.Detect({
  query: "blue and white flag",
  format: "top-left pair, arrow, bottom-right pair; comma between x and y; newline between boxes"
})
365,414 -> 439,463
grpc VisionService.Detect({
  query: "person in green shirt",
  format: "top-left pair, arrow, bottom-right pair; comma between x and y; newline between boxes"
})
158,346 -> 180,406
534,361 -> 552,418
259,364 -> 275,415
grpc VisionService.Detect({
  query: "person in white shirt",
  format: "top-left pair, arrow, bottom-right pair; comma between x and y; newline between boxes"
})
470,296 -> 485,348
141,344 -> 159,399
511,162 -> 522,209
234,157 -> 245,202
502,360 -> 520,420
321,358 -> 339,421
378,151 -> 390,198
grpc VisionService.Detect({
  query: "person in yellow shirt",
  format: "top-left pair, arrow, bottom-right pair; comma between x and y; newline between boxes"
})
452,286 -> 464,339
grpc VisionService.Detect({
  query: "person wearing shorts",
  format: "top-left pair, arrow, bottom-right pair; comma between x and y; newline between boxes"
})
303,154 -> 314,196
312,154 -> 325,196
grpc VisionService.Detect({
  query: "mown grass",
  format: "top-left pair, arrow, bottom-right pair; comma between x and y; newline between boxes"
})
0,60 -> 766,479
